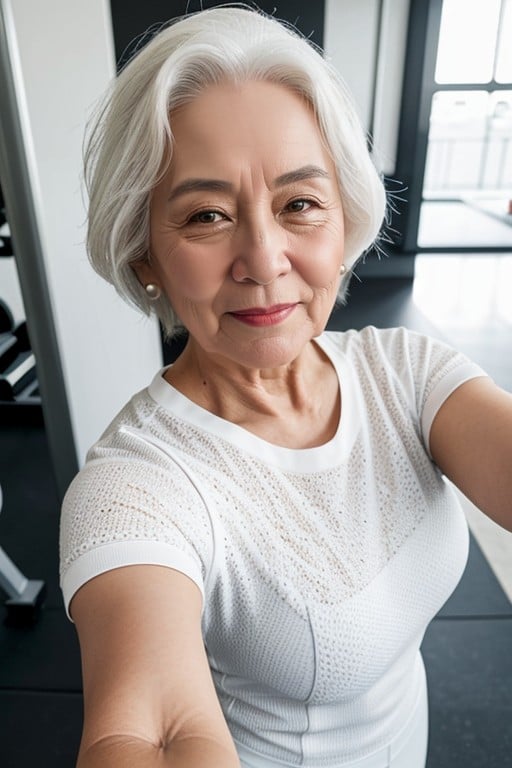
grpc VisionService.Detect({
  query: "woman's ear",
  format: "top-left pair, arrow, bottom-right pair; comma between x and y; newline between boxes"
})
130,258 -> 158,288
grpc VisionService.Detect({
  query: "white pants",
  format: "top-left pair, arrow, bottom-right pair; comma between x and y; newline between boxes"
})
236,682 -> 428,768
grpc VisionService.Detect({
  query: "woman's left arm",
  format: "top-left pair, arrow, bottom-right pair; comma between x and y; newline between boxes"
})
430,377 -> 512,531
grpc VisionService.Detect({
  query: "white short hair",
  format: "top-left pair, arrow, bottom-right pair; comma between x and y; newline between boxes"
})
85,4 -> 386,339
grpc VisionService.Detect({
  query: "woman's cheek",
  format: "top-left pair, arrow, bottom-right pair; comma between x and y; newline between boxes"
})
164,243 -> 229,302
295,233 -> 344,287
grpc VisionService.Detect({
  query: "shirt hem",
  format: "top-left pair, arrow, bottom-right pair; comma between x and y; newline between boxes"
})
61,540 -> 204,620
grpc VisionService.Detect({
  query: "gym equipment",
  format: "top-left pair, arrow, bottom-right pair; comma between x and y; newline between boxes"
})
0,201 -> 40,406
0,320 -> 38,402
0,184 -> 40,407
0,484 -> 46,625
0,185 -> 45,622
0,297 -> 14,333
0,202 -> 13,257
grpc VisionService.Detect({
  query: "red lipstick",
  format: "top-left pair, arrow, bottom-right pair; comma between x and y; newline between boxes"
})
229,304 -> 297,327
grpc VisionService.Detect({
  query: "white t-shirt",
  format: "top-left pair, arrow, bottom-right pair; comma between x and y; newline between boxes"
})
60,327 -> 487,766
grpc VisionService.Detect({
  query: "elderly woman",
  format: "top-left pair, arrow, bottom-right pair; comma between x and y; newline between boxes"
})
60,6 -> 512,768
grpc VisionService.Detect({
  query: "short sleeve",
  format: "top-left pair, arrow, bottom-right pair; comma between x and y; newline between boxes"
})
420,359 -> 489,456
343,327 -> 489,459
383,328 -> 488,457
59,456 -> 214,619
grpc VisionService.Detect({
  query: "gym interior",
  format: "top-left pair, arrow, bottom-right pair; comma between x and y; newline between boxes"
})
1,1 -> 511,766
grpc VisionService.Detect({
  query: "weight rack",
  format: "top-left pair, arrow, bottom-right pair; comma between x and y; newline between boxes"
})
1,184 -> 46,624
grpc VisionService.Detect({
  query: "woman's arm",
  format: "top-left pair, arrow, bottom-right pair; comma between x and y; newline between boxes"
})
71,565 -> 240,767
429,376 -> 512,531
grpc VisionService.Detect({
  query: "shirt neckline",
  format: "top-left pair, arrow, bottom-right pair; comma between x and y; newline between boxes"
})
147,332 -> 358,472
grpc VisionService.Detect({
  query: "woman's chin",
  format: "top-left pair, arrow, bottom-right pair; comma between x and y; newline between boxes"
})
219,331 -> 316,371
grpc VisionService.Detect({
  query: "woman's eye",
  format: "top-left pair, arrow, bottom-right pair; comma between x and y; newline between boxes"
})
285,199 -> 313,213
189,210 -> 225,224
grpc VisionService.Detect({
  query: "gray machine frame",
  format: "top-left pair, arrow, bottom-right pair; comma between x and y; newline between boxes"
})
0,1 -> 78,621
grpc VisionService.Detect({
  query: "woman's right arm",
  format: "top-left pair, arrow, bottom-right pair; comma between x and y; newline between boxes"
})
71,564 -> 240,767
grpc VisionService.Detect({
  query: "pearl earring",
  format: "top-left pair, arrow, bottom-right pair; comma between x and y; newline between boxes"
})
340,264 -> 347,275
145,283 -> 161,300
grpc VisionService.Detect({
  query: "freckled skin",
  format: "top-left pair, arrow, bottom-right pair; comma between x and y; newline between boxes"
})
132,80 -> 345,445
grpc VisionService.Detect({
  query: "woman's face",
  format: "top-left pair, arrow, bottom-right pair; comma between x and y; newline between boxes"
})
136,79 -> 345,371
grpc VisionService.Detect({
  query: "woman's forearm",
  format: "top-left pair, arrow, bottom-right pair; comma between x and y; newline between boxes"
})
77,733 -> 241,768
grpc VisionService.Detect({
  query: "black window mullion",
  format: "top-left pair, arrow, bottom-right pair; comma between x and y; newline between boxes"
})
390,0 -> 444,254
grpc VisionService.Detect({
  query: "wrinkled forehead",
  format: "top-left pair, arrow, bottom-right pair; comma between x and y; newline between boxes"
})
161,80 -> 334,186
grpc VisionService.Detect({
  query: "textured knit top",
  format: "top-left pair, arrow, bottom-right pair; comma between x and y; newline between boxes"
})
60,327 -> 487,767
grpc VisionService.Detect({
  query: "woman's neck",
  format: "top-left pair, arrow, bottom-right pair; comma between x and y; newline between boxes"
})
164,336 -> 341,449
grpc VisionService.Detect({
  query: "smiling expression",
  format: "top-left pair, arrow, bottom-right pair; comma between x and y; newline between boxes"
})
133,79 -> 345,371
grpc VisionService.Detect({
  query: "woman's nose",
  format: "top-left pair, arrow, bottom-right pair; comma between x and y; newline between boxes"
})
231,216 -> 292,285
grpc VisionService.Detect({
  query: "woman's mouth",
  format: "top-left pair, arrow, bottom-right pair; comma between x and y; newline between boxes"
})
229,304 -> 298,327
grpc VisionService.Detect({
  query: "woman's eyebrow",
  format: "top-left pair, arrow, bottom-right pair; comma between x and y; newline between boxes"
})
168,178 -> 234,202
273,165 -> 330,188
167,165 -> 330,202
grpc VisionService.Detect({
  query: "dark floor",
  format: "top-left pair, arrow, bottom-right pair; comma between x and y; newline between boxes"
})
0,260 -> 511,767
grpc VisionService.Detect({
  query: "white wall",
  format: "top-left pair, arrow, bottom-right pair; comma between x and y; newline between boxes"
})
372,0 -> 410,175
324,0 -> 381,131
3,0 -> 162,467
324,0 -> 410,175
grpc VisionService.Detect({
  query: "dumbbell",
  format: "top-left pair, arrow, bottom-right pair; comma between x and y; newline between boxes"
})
0,298 -> 14,334
0,207 -> 13,258
0,319 -> 36,402
0,485 -> 47,627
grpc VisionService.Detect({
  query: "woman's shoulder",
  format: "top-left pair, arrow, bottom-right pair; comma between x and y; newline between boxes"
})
321,325 -> 472,360
321,325 -> 428,361
321,326 -> 486,398
60,383 -> 215,614
322,327 -> 487,434
84,378 -> 176,466
64,384 -> 194,517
